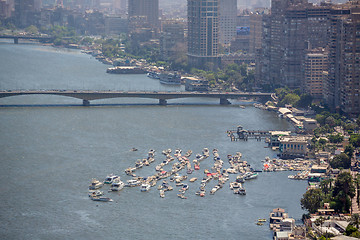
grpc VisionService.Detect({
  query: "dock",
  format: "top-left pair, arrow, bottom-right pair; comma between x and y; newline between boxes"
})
227,126 -> 271,141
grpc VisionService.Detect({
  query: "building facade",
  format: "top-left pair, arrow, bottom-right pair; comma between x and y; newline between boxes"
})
187,0 -> 220,70
304,48 -> 328,99
160,20 -> 185,60
128,0 -> 159,30
218,0 -> 237,46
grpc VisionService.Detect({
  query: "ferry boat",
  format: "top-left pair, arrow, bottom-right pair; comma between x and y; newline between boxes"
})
147,71 -> 160,79
159,72 -> 181,85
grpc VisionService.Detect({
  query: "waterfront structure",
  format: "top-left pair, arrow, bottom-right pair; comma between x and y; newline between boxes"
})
184,77 -> 209,91
160,20 -> 185,60
218,0 -> 237,46
128,0 -> 159,30
279,136 -> 311,159
304,48 -> 328,100
187,0 -> 220,70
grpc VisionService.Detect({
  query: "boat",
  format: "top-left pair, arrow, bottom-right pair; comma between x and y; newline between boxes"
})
159,190 -> 165,198
140,183 -> 151,192
109,179 -> 125,191
89,178 -> 103,190
256,222 -> 264,226
258,219 -> 267,222
131,147 -> 138,151
125,179 -> 141,187
106,66 -> 146,74
194,164 -> 200,170
147,71 -> 160,79
88,190 -> 104,197
244,172 -> 258,180
189,177 -> 197,182
177,194 -> 187,199
159,72 -> 181,85
90,195 -> 113,202
104,174 -> 120,184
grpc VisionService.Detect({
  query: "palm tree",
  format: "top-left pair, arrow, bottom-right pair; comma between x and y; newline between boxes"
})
351,213 -> 360,229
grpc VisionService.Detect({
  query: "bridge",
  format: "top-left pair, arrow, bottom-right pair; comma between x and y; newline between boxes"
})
0,90 -> 273,106
0,35 -> 53,44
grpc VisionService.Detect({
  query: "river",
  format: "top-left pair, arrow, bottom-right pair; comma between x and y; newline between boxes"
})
0,40 -> 307,239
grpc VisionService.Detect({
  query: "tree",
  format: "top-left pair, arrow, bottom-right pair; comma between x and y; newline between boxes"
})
328,134 -> 344,144
301,188 -> 323,214
279,93 -> 300,106
26,25 -> 39,35
296,94 -> 313,109
351,213 -> 360,229
345,145 -> 355,160
350,134 -> 360,148
330,153 -> 350,169
332,172 -> 355,213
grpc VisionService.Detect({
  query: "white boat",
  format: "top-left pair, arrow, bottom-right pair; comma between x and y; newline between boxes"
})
125,179 -> 141,187
244,172 -> 258,180
90,195 -> 113,202
109,179 -> 125,191
147,71 -> 160,79
104,174 -> 120,184
88,190 -> 104,197
140,183 -> 151,192
159,73 -> 181,85
89,178 -> 103,190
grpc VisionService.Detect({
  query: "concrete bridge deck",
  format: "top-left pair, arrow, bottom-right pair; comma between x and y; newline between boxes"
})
0,90 -> 273,106
0,35 -> 53,44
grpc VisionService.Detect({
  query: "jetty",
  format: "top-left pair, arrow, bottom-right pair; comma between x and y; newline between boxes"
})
227,125 -> 271,141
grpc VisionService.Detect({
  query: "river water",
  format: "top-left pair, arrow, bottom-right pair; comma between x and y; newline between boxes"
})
0,40 -> 307,239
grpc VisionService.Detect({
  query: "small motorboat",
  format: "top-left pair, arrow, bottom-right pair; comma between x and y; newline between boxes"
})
189,177 -> 197,182
109,179 -> 125,192
90,195 -> 113,202
125,179 -> 141,187
88,190 -> 104,197
140,183 -> 151,192
104,174 -> 120,184
89,178 -> 103,190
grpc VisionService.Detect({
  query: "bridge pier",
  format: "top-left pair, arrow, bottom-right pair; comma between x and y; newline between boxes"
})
83,99 -> 90,106
14,37 -> 18,44
159,99 -> 167,105
220,98 -> 231,105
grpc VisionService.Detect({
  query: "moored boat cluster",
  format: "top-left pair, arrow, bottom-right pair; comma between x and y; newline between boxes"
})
88,148 -> 260,202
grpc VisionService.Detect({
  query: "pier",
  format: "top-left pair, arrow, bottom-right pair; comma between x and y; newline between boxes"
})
227,126 -> 272,141
0,90 -> 273,106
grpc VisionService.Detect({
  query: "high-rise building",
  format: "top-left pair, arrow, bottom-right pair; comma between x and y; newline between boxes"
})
128,0 -> 159,29
160,20 -> 185,60
187,0 -> 220,70
218,0 -> 237,46
304,48 -> 328,99
260,0 -> 332,89
0,0 -> 12,19
14,0 -> 36,27
326,3 -> 360,116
